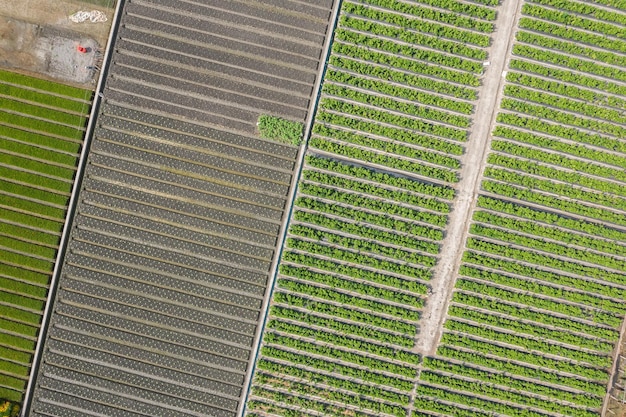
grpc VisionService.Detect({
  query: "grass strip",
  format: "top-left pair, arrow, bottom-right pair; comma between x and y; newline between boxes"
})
0,124 -> 81,153
0,69 -> 91,100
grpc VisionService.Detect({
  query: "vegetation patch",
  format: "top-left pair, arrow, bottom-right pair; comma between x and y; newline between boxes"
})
257,114 -> 304,146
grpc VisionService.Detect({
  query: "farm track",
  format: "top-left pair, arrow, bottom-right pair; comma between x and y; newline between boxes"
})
26,0 -> 337,415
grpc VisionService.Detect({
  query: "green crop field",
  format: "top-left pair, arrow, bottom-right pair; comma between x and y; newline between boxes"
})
0,69 -> 91,405
414,0 -> 626,416
246,0 -> 497,415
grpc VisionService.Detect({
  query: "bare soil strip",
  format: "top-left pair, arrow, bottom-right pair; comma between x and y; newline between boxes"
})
413,0 -> 525,356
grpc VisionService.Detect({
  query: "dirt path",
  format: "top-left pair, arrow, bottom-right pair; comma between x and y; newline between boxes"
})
413,0 -> 525,356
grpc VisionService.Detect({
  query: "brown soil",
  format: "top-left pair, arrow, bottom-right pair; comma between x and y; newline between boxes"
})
0,0 -> 113,86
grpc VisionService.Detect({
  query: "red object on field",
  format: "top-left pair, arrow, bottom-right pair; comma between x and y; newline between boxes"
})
77,45 -> 87,53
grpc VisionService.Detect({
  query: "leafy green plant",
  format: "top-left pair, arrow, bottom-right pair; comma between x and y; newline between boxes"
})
257,114 -> 304,145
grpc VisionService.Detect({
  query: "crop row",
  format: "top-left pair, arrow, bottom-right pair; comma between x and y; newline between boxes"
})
445,318 -> 611,367
463,248 -> 626,304
506,71 -> 626,111
421,370 -> 597,417
250,385 -> 371,417
501,98 -> 626,139
260,345 -> 414,391
335,27 -> 482,75
461,263 -> 625,316
528,0 -> 626,24
505,84 -> 626,126
267,319 -> 420,366
276,269 -> 422,321
264,332 -> 418,378
273,292 -> 417,335
508,59 -> 626,98
482,180 -> 626,228
489,151 -> 626,197
352,0 -> 495,31
332,41 -> 479,87
254,372 -> 407,417
486,166 -> 626,212
294,209 -> 441,251
449,303 -> 613,352
513,44 -> 626,84
477,196 -> 626,246
342,2 -> 491,46
521,6 -> 626,43
376,0 -> 497,19
314,124 -> 461,168
441,332 -> 608,381
326,68 -> 473,114
456,277 -> 622,331
320,97 -> 468,141
316,112 -> 464,156
257,359 -> 410,405
290,223 -> 437,266
281,246 -> 431,291
329,56 -> 477,100
517,30 -> 626,69
297,186 -> 447,227
305,155 -> 454,198
270,305 -> 414,347
309,136 -> 458,182
492,137 -> 626,183
339,16 -> 486,61
473,209 -> 626,260
493,126 -> 626,172
466,237 -> 626,293
286,238 -> 432,279
436,345 -> 607,396
495,113 -> 626,157
470,222 -> 626,272
324,82 -> 470,128
423,357 -> 603,407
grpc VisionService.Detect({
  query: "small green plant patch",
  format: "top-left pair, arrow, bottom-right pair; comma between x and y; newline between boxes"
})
0,168 -> 72,194
0,305 -> 41,326
257,114 -> 304,146
0,224 -> 60,246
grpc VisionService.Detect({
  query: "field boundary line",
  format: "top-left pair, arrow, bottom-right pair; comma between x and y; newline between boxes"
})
236,1 -> 344,416
19,0 -> 126,415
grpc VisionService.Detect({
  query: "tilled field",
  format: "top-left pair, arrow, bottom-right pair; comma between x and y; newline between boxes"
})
27,0 -> 337,415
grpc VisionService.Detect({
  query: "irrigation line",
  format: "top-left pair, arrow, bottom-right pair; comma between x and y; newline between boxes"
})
236,1 -> 344,415
19,0 -> 125,415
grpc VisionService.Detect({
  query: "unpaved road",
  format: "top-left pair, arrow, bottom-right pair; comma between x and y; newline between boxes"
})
413,0 -> 525,356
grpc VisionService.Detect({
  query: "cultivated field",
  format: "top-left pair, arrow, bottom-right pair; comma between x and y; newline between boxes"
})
246,0 -> 498,415
0,69 -> 90,405
27,0 -> 337,416
416,0 -> 626,416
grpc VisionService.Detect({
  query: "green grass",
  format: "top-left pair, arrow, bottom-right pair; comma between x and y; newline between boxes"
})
0,83 -> 90,114
0,277 -> 49,299
0,152 -> 76,180
0,124 -> 81,153
0,250 -> 53,274
0,99 -> 87,127
0,181 -> 69,207
0,111 -> 85,140
0,140 -> 78,166
0,319 -> 38,340
0,224 -> 60,247
0,387 -> 23,405
0,208 -> 63,232
0,238 -> 56,265
0,69 -> 91,100
0,265 -> 50,287
0,195 -> 65,219
0,306 -> 40,326
0,330 -> 36,352
0,168 -> 72,194
0,347 -> 30,366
